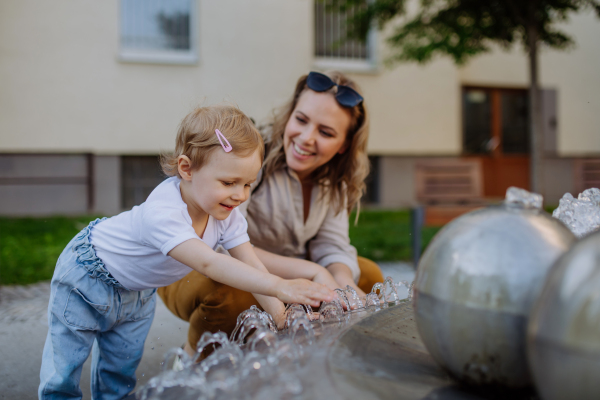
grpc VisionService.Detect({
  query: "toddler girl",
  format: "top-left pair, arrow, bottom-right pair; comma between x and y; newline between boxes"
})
38,105 -> 334,400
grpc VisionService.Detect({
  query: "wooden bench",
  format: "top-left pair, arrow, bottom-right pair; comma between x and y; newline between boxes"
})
574,159 -> 600,194
411,159 -> 485,266
415,159 -> 485,226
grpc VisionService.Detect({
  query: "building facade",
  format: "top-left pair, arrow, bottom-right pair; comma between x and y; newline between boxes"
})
1,0 -> 599,216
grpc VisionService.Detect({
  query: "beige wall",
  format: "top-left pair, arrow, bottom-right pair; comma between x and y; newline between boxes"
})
354,60 -> 462,155
0,0 -> 313,154
378,157 -> 416,207
0,1 -> 598,156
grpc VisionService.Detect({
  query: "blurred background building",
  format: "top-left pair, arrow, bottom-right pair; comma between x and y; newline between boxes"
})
1,0 -> 599,216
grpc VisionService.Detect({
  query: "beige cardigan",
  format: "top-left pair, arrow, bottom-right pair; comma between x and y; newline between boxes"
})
239,167 -> 360,282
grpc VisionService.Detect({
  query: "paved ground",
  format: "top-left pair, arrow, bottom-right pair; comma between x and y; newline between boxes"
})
0,262 -> 414,400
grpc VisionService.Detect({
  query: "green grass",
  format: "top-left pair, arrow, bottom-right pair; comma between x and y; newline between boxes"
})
0,216 -> 103,285
0,210 -> 440,286
350,209 -> 441,262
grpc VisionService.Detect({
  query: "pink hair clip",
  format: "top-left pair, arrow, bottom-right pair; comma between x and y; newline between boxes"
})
215,129 -> 232,153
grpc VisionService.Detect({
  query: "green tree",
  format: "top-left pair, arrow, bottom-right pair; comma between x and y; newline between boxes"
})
334,0 -> 600,193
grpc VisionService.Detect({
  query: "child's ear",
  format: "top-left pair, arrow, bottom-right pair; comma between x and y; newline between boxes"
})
177,156 -> 194,181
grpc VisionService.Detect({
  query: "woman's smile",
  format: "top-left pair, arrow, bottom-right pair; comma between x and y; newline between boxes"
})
283,90 -> 351,181
292,142 -> 315,157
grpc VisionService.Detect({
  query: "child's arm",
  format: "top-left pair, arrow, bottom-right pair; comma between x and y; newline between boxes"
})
168,239 -> 335,308
253,247 -> 341,290
227,243 -> 302,327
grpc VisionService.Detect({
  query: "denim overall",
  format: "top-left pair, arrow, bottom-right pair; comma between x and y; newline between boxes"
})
39,219 -> 157,400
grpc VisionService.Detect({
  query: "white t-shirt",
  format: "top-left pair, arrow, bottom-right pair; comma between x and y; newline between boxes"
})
89,177 -> 250,291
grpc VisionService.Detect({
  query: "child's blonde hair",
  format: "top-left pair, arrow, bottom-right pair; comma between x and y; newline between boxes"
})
161,105 -> 264,177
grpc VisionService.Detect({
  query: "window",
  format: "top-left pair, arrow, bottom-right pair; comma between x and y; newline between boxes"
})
463,87 -> 529,155
314,0 -> 376,71
119,0 -> 197,65
462,86 -> 531,197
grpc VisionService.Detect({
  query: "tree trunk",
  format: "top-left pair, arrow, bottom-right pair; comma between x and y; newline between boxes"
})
528,24 -> 544,195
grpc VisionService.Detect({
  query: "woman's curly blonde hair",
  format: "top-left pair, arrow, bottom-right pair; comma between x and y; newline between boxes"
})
261,71 -> 370,217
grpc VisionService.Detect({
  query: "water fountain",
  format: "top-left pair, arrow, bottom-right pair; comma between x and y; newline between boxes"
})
552,188 -> 600,238
413,187 -> 576,387
528,230 -> 600,400
134,275 -> 407,400
133,187 -> 600,400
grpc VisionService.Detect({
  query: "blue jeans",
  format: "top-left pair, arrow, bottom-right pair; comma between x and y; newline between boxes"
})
39,219 -> 157,400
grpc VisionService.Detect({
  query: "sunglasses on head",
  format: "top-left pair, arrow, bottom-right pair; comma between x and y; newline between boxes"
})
306,71 -> 364,108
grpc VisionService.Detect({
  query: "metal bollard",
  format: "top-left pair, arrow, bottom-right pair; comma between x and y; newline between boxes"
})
410,206 -> 424,268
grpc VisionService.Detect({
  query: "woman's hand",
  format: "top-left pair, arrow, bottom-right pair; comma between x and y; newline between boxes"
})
253,247 -> 348,294
275,279 -> 335,307
271,310 -> 287,330
345,281 -> 366,298
313,268 -> 341,291
327,262 -> 366,298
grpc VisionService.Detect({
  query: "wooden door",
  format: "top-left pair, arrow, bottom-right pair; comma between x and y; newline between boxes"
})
463,87 -> 530,198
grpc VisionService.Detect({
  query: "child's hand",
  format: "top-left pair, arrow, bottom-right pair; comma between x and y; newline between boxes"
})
276,279 -> 335,307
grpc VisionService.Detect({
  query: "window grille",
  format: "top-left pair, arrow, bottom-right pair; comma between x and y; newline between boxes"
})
575,159 -> 600,194
315,1 -> 370,61
120,0 -> 196,64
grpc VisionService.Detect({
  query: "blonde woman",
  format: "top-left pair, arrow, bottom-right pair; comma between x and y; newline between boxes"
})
159,71 -> 384,356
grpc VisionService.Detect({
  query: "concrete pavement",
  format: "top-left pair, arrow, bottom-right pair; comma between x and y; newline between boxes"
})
0,283 -> 189,400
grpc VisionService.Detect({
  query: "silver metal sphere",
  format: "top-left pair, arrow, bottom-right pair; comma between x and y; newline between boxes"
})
527,231 -> 600,400
414,204 -> 575,388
